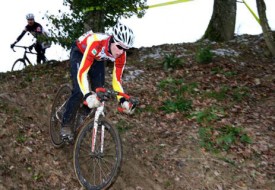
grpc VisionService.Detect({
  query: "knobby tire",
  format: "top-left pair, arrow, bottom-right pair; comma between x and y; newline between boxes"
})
45,59 -> 59,65
73,118 -> 122,190
49,84 -> 72,148
12,59 -> 27,71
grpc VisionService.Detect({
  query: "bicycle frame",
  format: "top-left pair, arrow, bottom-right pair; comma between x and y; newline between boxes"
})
23,50 -> 36,66
91,102 -> 105,153
13,45 -> 37,66
87,88 -> 138,154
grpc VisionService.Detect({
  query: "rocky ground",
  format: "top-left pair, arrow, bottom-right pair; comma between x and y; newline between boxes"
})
0,34 -> 274,190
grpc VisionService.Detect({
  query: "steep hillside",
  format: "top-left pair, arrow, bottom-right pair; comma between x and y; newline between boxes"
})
0,34 -> 274,190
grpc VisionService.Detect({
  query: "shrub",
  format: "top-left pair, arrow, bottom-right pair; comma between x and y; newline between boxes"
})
195,46 -> 213,64
162,54 -> 183,71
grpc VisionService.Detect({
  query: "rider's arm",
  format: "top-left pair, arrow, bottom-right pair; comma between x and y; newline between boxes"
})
16,30 -> 27,43
112,52 -> 126,101
77,41 -> 99,97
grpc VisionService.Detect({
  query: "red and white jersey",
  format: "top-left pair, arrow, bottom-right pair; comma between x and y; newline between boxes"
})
76,31 -> 126,98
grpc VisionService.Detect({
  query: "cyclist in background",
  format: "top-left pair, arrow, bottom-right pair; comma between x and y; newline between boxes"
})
10,13 -> 50,64
60,23 -> 136,138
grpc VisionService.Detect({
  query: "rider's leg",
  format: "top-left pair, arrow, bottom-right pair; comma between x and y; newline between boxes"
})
41,48 -> 46,63
35,43 -> 43,64
61,42 -> 83,137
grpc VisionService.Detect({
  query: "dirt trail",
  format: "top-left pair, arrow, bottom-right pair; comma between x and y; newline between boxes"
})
0,34 -> 274,189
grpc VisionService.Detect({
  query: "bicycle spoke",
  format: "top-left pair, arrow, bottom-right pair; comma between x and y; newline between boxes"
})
78,145 -> 91,155
100,158 -> 114,175
77,153 -> 92,161
95,158 -> 109,183
74,117 -> 122,189
100,143 -> 116,152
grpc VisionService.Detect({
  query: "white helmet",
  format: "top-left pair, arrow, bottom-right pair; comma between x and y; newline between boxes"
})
26,13 -> 34,20
112,23 -> 135,49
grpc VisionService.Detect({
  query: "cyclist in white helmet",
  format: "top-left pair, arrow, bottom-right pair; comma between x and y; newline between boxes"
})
11,13 -> 51,64
60,22 -> 137,138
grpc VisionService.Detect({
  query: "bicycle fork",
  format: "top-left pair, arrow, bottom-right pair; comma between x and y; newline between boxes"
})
91,103 -> 105,153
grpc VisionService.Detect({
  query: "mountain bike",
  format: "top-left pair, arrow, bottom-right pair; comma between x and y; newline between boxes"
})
10,45 -> 57,71
49,84 -> 138,189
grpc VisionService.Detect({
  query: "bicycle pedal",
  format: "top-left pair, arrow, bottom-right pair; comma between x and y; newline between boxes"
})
61,134 -> 74,143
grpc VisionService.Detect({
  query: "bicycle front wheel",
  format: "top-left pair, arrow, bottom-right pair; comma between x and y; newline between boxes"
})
49,84 -> 72,148
74,118 -> 122,190
11,59 -> 27,71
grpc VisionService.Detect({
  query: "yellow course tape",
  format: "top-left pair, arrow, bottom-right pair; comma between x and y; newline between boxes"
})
140,0 -> 193,10
242,0 -> 260,24
84,0 -> 192,13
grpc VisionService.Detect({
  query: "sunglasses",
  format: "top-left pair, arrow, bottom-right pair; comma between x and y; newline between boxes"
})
116,44 -> 127,51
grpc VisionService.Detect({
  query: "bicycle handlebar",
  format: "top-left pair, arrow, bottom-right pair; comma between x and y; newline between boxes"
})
83,88 -> 139,106
11,45 -> 36,54
96,88 -> 139,104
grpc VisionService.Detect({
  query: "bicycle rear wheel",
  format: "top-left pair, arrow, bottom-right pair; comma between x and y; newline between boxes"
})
49,84 -> 72,148
11,59 -> 27,71
73,118 -> 122,190
45,59 -> 59,65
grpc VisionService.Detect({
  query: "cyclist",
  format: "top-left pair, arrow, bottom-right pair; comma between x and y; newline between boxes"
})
61,22 -> 136,138
10,13 -> 50,64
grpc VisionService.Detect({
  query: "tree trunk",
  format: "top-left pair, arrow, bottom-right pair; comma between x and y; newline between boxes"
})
256,0 -> 275,57
203,0 -> 236,42
84,10 -> 105,33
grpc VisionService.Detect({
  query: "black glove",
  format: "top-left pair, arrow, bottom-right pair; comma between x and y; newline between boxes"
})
29,44 -> 35,51
10,42 -> 16,49
29,45 -> 34,51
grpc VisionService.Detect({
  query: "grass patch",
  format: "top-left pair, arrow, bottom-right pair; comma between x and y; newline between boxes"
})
142,105 -> 156,113
224,71 -> 238,77
210,67 -> 237,77
164,180 -> 172,188
158,77 -> 196,114
204,85 -> 249,102
161,98 -> 192,113
198,125 -> 252,152
179,82 -> 198,95
205,86 -> 229,101
158,78 -> 199,96
190,106 -> 224,124
16,130 -> 27,144
158,77 -> 184,90
232,86 -> 249,101
115,120 -> 133,133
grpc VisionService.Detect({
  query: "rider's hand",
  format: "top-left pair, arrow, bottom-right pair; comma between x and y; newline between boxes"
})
118,97 -> 136,115
28,44 -> 35,51
85,94 -> 101,109
10,42 -> 16,49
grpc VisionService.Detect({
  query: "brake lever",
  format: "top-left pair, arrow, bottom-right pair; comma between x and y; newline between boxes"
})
129,98 -> 139,106
96,91 -> 112,102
